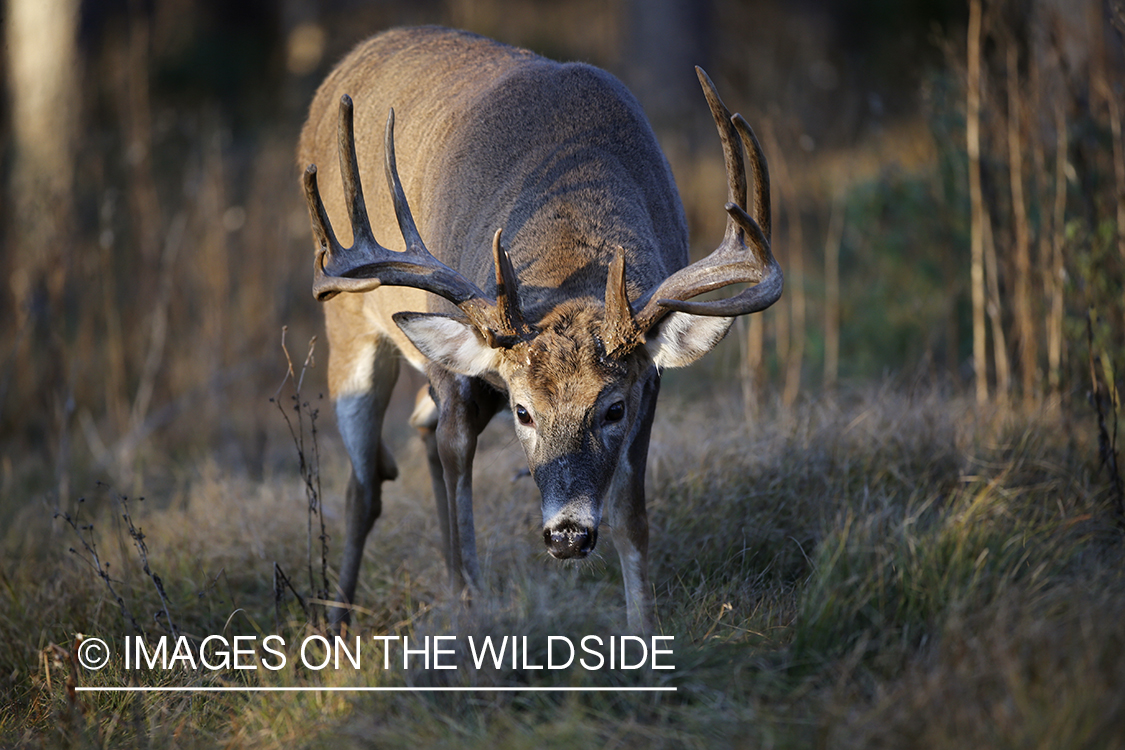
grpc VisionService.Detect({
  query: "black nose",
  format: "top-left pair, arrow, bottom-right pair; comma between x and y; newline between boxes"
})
543,522 -> 598,559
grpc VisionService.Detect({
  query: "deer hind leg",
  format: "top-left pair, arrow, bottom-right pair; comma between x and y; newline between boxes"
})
329,332 -> 400,629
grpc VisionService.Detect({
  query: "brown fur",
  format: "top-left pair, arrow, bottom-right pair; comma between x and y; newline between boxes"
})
298,26 -> 774,633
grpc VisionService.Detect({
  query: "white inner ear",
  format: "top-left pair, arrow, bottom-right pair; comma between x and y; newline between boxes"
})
644,311 -> 734,369
394,314 -> 502,376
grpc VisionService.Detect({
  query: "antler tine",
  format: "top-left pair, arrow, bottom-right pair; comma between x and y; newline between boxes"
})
736,113 -> 771,246
631,68 -> 783,331
307,160 -> 393,301
305,100 -> 533,346
492,228 -> 529,340
696,67 -> 747,246
306,98 -> 507,335
378,108 -> 497,326
337,95 -> 376,246
304,164 -> 341,263
309,96 -> 400,301
603,246 -> 644,355
383,109 -> 426,259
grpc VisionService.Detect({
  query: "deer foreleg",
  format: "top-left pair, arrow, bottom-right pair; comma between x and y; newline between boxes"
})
614,511 -> 653,634
609,369 -> 660,634
410,386 -> 453,567
427,368 -> 504,592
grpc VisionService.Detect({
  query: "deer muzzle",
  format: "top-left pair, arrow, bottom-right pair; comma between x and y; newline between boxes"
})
535,453 -> 606,560
543,521 -> 598,559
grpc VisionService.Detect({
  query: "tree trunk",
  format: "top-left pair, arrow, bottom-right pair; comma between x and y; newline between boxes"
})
968,0 -> 990,405
762,121 -> 804,407
823,190 -> 844,392
3,0 -> 81,469
5,0 -> 80,316
1007,36 -> 1036,406
741,315 -> 764,420
1048,99 -> 1067,396
983,208 -> 1011,403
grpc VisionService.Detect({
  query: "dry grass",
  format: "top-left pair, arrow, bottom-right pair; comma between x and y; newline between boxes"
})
1,383 -> 1122,748
2,4 -> 1122,746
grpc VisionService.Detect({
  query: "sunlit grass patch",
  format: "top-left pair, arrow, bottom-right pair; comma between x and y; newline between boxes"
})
829,582 -> 1125,749
1,386 -> 1122,748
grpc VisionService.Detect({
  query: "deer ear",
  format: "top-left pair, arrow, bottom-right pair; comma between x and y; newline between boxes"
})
393,312 -> 503,376
644,311 -> 734,369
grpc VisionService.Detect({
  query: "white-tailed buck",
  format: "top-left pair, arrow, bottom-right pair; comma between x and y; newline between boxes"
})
298,26 -> 781,633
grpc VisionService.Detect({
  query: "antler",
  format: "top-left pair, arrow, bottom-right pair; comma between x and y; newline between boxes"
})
305,95 -> 528,346
628,67 -> 783,334
603,246 -> 644,355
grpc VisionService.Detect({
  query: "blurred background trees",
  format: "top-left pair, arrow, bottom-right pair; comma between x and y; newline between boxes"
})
2,0 -> 1123,501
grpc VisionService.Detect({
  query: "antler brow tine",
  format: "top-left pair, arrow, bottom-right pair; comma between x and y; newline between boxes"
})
492,228 -> 527,338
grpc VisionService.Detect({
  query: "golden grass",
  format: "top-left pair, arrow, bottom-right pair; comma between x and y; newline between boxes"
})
1,385 -> 1123,748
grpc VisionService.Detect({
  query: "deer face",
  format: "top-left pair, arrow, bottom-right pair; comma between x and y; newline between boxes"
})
395,298 -> 732,559
501,304 -> 651,559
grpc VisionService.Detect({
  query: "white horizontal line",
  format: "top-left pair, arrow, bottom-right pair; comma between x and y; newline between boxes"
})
77,686 -> 676,693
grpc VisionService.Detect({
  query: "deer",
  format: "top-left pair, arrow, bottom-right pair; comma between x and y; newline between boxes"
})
297,26 -> 781,634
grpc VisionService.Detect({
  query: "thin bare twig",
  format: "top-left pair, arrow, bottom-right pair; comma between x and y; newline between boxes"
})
114,489 -> 179,637
273,562 -> 310,634
55,496 -> 143,636
272,327 -> 328,626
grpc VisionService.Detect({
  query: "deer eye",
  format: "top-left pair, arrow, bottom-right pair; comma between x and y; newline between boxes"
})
515,404 -> 534,426
604,401 -> 625,424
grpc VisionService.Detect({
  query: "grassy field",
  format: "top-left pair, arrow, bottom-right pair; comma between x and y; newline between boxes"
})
4,1 -> 1125,747
2,379 -> 1123,749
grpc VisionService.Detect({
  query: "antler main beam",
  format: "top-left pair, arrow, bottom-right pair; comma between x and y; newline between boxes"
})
305,95 -> 528,345
630,67 -> 783,332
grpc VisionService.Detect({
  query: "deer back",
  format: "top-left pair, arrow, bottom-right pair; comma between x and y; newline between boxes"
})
297,26 -> 689,331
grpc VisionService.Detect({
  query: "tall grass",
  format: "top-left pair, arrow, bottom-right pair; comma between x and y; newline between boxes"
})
2,6 -> 1124,745
1,384 -> 1121,748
